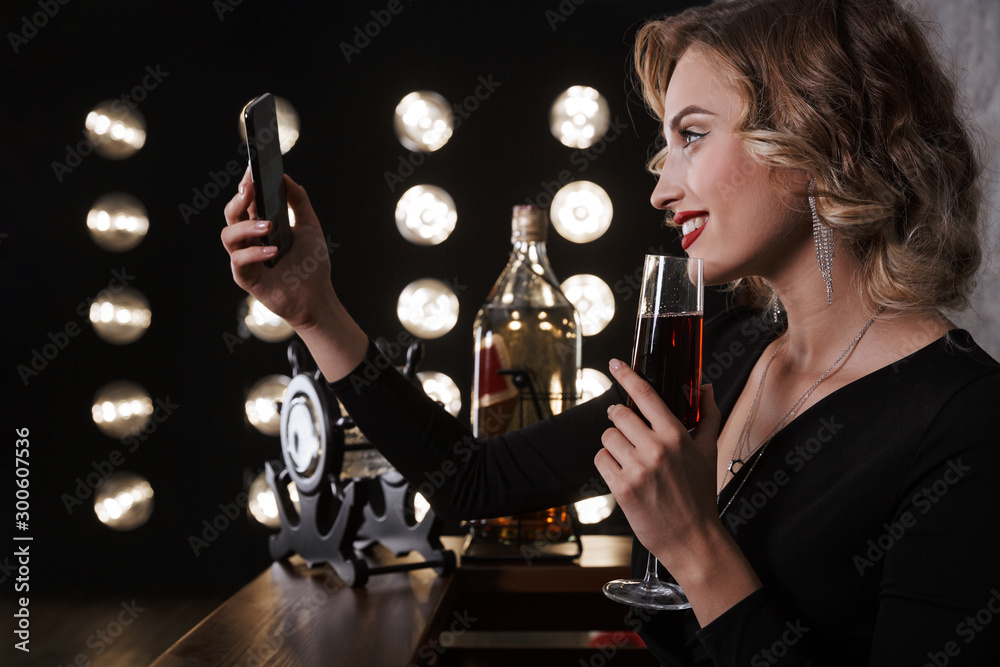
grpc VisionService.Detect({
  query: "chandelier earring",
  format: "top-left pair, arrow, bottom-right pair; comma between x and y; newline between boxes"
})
809,180 -> 835,305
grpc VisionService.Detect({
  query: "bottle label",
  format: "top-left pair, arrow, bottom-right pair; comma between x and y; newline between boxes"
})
475,334 -> 519,407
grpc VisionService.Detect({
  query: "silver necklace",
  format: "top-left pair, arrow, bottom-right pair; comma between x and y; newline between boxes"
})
717,306 -> 884,518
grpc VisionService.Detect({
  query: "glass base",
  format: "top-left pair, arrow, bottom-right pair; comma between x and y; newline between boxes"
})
603,578 -> 692,610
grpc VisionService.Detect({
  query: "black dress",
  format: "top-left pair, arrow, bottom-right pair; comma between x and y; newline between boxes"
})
331,306 -> 1000,665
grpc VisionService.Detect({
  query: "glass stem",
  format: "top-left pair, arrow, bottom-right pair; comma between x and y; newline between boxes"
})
640,553 -> 660,591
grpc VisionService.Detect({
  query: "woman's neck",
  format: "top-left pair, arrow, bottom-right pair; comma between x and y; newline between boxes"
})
767,244 -> 950,375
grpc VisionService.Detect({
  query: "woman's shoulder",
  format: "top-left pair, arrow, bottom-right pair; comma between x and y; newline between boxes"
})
879,329 -> 1000,465
924,329 -> 1000,421
894,328 -> 1000,388
841,328 -> 1000,427
881,332 -> 1000,523
940,329 -> 1000,371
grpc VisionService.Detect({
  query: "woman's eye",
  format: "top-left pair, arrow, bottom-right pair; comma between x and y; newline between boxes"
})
679,129 -> 707,145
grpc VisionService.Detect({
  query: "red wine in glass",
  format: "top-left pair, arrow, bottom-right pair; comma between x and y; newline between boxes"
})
629,312 -> 703,429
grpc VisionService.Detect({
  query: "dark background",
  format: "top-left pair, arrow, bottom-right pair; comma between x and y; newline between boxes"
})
2,0 -> 719,609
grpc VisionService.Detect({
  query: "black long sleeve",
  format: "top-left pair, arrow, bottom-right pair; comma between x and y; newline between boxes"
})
331,343 -> 621,520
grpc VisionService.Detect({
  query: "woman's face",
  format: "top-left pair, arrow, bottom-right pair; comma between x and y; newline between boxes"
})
651,48 -> 810,286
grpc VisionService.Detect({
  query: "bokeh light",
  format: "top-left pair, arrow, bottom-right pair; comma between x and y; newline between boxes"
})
413,492 -> 431,523
242,296 -> 294,342
561,274 -> 615,335
574,494 -> 616,525
86,192 -> 149,252
579,368 -> 613,402
247,471 -> 300,528
394,91 -> 454,152
94,473 -> 154,530
549,86 -> 610,149
89,287 -> 151,344
85,101 -> 146,159
245,375 -> 290,436
396,279 -> 459,339
273,96 -> 301,153
417,371 -> 462,417
395,185 -> 457,246
550,181 -> 613,243
91,381 -> 154,439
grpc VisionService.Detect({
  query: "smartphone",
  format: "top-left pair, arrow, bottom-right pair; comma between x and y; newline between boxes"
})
243,93 -> 292,267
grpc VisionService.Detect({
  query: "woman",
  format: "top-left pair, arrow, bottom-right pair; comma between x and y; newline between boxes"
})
222,0 -> 1000,663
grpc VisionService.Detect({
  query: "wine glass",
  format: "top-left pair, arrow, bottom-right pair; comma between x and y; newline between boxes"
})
603,254 -> 704,610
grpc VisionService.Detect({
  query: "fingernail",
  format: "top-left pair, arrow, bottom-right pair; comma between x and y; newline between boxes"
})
262,246 -> 277,255
609,359 -> 624,370
255,220 -> 268,230
239,183 -> 245,197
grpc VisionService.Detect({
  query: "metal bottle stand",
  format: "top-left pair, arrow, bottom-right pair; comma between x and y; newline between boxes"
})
266,339 -> 456,587
462,367 -> 584,561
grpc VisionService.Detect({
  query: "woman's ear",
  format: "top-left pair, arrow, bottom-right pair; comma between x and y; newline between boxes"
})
773,169 -> 813,210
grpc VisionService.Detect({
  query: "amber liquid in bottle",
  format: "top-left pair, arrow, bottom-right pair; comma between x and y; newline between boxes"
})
469,206 -> 582,554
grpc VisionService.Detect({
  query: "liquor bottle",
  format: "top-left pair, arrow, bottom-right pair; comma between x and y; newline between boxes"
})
468,205 -> 582,556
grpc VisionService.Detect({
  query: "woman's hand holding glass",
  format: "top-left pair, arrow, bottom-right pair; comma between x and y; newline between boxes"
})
596,359 -> 723,608
599,361 -> 722,561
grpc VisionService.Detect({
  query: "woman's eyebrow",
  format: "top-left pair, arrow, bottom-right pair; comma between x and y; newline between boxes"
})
668,105 -> 716,132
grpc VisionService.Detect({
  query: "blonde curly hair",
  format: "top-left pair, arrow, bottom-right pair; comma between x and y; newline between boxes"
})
635,0 -> 984,315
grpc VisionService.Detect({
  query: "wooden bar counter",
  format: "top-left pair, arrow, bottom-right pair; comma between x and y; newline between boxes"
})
152,536 -> 647,667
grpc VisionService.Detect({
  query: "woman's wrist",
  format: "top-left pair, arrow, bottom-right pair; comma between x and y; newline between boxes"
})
665,521 -> 763,627
291,291 -> 370,383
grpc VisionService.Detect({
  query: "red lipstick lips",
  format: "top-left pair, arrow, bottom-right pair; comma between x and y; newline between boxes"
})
673,211 -> 707,227
674,211 -> 708,250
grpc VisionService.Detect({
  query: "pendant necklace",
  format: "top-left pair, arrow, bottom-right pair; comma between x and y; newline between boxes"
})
717,306 -> 884,518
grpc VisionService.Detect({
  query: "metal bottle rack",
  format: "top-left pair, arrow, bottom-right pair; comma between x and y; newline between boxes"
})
266,338 -> 456,587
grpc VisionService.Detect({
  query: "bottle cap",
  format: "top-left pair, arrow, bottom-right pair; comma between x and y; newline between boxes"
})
511,205 -> 547,243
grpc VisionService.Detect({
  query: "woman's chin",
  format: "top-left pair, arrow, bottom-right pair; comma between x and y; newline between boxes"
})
700,262 -> 736,288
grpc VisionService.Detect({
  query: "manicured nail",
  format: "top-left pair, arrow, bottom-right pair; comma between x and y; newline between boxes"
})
609,358 -> 624,370
254,220 -> 269,230
262,246 -> 277,255
239,183 -> 245,197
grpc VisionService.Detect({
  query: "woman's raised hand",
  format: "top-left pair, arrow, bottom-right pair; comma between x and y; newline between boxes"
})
221,167 -> 335,331
221,168 -> 369,382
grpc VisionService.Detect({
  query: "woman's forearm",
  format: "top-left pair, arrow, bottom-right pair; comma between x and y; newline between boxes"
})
293,291 -> 370,384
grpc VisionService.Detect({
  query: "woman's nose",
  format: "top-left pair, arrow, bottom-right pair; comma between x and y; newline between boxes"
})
650,163 -> 682,211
